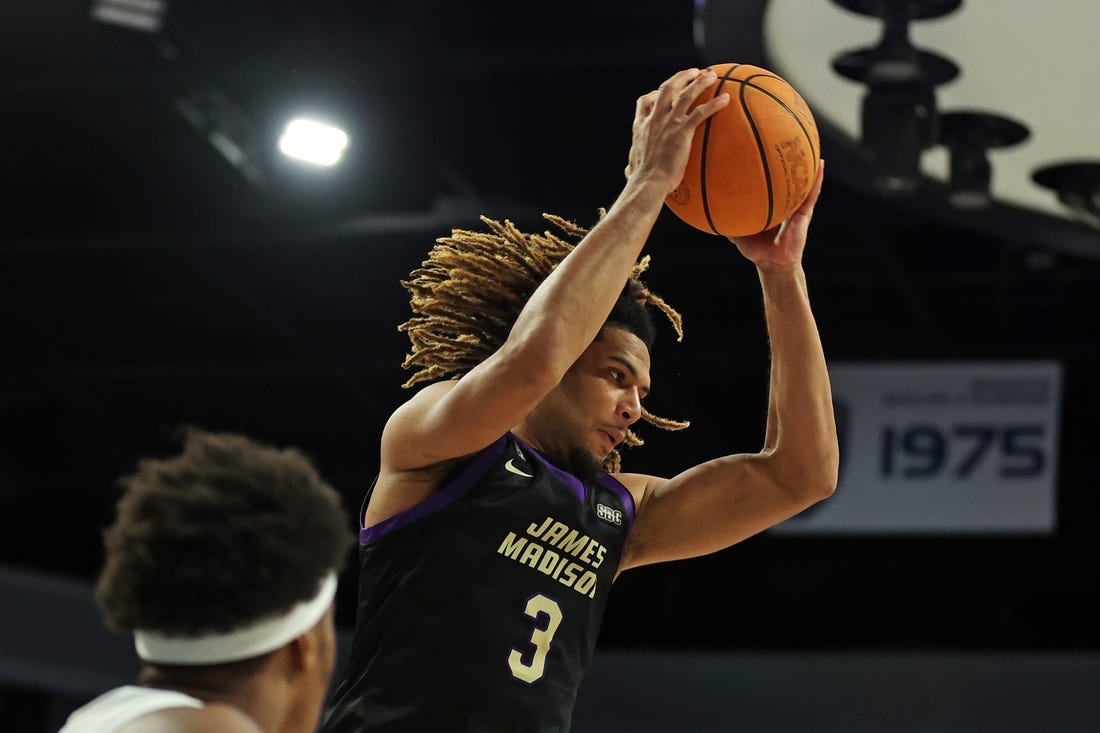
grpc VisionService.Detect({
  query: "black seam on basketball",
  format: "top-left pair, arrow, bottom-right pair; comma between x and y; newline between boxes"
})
700,118 -> 716,234
738,82 -> 775,231
741,74 -> 820,169
700,65 -> 741,235
737,73 -> 818,227
702,67 -> 814,235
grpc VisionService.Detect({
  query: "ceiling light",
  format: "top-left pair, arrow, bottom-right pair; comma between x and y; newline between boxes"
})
938,111 -> 1030,209
830,0 -> 962,87
278,119 -> 349,167
89,0 -> 166,33
829,0 -> 962,194
1032,162 -> 1100,230
860,81 -> 937,194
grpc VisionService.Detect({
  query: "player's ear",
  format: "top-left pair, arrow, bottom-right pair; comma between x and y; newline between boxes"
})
287,632 -> 314,672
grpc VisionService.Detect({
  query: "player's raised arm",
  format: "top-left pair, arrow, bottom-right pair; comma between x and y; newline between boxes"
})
617,160 -> 838,570
380,68 -> 731,474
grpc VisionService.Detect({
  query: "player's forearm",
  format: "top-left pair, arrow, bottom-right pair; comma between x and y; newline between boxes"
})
510,177 -> 669,373
758,265 -> 839,495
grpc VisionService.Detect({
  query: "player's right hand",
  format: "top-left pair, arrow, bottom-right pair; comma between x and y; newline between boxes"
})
624,67 -> 729,195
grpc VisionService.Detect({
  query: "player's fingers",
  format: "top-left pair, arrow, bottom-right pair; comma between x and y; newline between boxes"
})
808,158 -> 825,203
674,68 -> 717,110
634,89 -> 658,122
792,159 -> 826,218
655,67 -> 703,108
686,90 -> 729,124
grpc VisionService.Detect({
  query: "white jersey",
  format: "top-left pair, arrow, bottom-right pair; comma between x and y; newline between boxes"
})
59,685 -> 203,732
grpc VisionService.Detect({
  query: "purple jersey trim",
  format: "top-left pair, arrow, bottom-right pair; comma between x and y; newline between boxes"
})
359,434 -> 510,543
598,473 -> 637,528
360,432 -> 637,541
512,433 -> 637,528
511,433 -> 587,503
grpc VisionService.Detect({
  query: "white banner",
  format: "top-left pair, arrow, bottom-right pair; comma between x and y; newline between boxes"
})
771,361 -> 1062,535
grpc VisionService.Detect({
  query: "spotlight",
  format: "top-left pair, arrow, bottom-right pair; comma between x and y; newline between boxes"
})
1032,162 -> 1100,230
830,0 -> 961,88
829,0 -> 962,194
278,119 -> 349,167
89,0 -> 166,33
938,111 -> 1030,209
860,81 -> 938,194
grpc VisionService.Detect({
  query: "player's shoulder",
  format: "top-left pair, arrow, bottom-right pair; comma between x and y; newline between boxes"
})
117,703 -> 261,732
609,471 -> 658,508
390,378 -> 458,415
189,703 -> 262,730
383,378 -> 457,430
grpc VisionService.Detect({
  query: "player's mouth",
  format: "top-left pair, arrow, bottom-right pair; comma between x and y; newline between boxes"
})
598,428 -> 624,451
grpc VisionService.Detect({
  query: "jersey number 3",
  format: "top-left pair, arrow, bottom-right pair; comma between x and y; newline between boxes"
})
508,594 -> 563,683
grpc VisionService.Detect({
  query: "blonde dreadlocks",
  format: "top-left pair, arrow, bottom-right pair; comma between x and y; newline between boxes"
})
398,212 -> 689,472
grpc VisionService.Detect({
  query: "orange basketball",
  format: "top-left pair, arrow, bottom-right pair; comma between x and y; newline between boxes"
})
665,62 -> 820,238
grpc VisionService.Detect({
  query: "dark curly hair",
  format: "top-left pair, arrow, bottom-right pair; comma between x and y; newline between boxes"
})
94,427 -> 354,637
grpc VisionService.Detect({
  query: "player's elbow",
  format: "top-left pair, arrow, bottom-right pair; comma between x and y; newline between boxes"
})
815,441 -> 840,501
817,439 -> 841,499
791,465 -> 837,506
795,422 -> 841,501
771,440 -> 839,505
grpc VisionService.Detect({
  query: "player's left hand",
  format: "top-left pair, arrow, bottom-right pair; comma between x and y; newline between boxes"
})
728,159 -> 824,272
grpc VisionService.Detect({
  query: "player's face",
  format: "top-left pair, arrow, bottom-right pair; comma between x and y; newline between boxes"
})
524,326 -> 651,474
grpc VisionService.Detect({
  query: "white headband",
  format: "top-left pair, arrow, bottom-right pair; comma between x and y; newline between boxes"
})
134,572 -> 338,665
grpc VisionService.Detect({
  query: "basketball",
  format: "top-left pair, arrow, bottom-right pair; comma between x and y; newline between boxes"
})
665,62 -> 820,238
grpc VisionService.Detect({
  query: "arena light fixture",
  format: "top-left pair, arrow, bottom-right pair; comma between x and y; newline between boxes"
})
1033,162 -> 1100,231
828,0 -> 962,194
939,111 -> 1030,210
89,0 -> 166,33
278,118 -> 349,167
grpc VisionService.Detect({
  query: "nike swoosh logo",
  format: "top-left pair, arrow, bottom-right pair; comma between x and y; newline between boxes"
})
504,459 -> 533,478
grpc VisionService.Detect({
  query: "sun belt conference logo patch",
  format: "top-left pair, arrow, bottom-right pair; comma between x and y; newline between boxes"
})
596,503 -> 622,526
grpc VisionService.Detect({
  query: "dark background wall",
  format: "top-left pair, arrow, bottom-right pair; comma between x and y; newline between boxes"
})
3,1 -> 1099,730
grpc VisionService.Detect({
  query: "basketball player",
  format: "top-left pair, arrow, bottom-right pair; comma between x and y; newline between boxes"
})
59,428 -> 355,733
321,67 -> 837,731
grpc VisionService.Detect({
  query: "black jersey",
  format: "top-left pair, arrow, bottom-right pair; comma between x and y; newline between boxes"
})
320,433 -> 635,733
